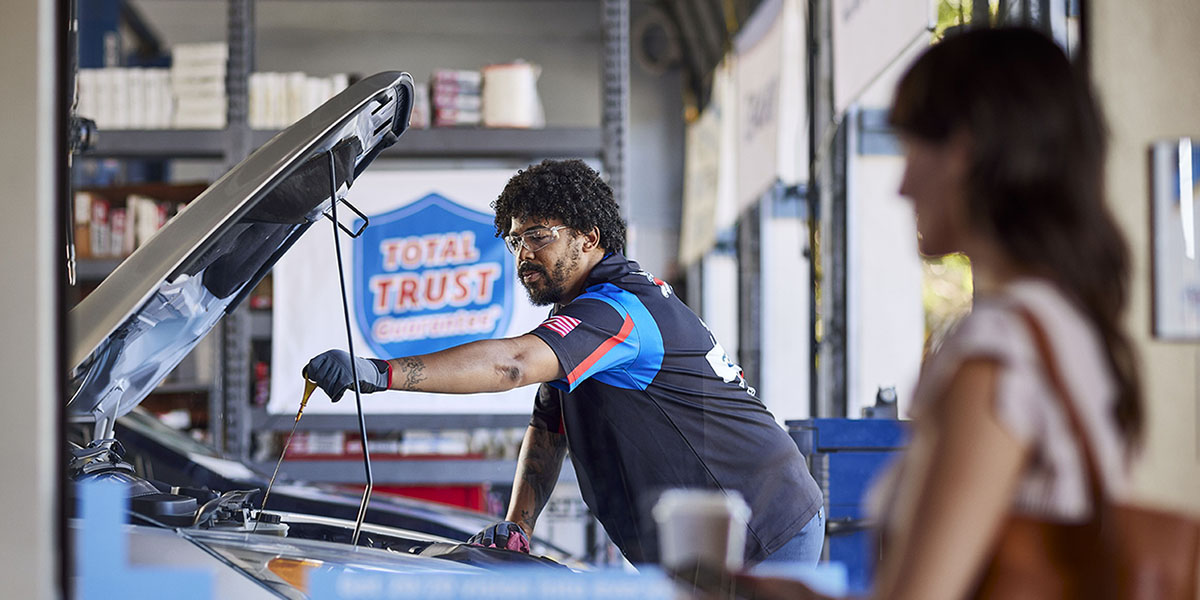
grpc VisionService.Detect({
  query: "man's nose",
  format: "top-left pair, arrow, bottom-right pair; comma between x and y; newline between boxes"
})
517,242 -> 537,262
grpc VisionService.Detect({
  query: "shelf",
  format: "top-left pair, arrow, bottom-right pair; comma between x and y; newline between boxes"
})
154,382 -> 212,394
84,127 -> 603,160
250,409 -> 532,432
377,127 -> 604,159
254,457 -> 577,485
86,129 -> 227,159
252,126 -> 604,159
75,258 -> 124,281
250,310 -> 272,339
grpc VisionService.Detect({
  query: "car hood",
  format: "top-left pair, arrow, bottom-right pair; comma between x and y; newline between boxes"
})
67,72 -> 414,427
115,408 -> 496,536
73,520 -> 485,600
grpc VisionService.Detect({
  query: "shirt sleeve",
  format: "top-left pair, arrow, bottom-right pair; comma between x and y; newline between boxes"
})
529,384 -> 564,434
946,303 -> 1047,444
528,296 -> 639,392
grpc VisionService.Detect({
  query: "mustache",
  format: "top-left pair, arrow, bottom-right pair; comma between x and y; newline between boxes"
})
518,263 -> 547,277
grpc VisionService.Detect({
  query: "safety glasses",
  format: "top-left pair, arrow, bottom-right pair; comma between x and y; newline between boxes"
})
504,225 -> 569,255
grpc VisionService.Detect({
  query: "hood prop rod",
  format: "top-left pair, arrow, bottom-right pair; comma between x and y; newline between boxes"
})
326,148 -> 374,547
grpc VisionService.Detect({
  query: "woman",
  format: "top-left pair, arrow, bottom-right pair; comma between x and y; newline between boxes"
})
737,27 -> 1142,600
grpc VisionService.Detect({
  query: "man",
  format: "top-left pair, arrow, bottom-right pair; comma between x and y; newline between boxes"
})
304,159 -> 824,566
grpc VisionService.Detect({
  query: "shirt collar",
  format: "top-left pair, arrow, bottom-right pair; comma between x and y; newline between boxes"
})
583,251 -> 639,288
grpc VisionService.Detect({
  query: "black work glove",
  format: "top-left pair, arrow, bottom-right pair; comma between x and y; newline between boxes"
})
303,350 -> 391,402
467,520 -> 531,553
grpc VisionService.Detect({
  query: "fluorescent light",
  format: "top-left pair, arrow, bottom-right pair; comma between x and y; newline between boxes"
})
1181,138 -> 1195,260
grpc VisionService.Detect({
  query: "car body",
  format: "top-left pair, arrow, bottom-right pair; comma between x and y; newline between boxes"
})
66,71 -> 571,598
112,407 -> 571,559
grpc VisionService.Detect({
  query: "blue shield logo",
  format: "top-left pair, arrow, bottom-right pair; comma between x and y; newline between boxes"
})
354,193 -> 513,358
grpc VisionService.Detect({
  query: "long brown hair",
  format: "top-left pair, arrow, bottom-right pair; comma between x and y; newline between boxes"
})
889,27 -> 1143,446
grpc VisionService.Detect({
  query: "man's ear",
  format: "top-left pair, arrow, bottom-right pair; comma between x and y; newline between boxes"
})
581,226 -> 602,252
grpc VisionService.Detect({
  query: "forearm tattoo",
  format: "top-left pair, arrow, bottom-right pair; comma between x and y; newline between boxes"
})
394,356 -> 427,390
516,509 -> 535,535
518,428 -> 567,531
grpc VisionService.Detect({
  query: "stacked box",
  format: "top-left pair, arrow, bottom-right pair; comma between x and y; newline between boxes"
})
73,190 -> 187,259
171,42 -> 227,129
409,83 -> 430,129
430,69 -> 482,127
73,192 -> 94,258
285,431 -> 346,457
88,194 -> 110,258
76,68 -> 174,129
249,72 -> 349,129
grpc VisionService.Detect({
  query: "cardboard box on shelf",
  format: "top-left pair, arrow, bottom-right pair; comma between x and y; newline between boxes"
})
73,183 -> 209,262
109,207 -> 127,257
74,191 -> 95,259
431,69 -> 482,87
89,195 -> 110,258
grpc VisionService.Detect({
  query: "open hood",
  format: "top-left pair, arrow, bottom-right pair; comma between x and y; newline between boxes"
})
68,72 -> 415,434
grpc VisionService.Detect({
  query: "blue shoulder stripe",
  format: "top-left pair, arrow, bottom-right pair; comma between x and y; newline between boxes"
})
570,283 -> 664,391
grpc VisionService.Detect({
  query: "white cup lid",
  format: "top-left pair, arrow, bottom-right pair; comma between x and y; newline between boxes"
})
652,489 -> 752,522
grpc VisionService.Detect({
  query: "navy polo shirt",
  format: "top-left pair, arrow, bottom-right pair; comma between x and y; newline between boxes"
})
528,252 -> 822,565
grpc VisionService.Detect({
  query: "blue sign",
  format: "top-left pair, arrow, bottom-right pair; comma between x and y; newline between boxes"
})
354,193 -> 513,358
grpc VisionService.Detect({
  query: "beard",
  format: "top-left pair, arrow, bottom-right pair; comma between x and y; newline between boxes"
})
520,247 -> 580,306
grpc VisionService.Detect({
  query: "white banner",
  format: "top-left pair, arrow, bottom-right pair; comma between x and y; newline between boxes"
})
269,169 -> 545,415
832,0 -> 930,114
679,59 -> 738,266
679,107 -> 722,266
734,0 -> 807,210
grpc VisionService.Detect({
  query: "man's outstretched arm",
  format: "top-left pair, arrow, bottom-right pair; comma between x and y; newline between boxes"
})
385,334 -> 562,393
505,425 -> 568,537
304,334 -> 563,402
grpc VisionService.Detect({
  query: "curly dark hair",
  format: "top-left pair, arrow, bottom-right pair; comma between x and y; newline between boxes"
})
491,159 -> 626,254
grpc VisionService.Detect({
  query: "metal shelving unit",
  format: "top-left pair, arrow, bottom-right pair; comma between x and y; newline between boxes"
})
249,408 -> 532,432
255,457 -> 578,486
79,0 -> 629,485
90,127 -> 605,161
74,258 -> 124,281
379,127 -> 603,159
88,129 -> 228,158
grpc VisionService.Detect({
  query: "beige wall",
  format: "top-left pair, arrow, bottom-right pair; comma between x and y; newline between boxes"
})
0,0 -> 59,597
1091,0 -> 1200,512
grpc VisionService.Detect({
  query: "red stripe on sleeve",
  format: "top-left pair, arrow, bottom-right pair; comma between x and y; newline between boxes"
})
567,315 -> 634,385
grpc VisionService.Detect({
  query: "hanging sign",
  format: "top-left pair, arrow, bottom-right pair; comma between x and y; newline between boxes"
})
354,194 -> 513,358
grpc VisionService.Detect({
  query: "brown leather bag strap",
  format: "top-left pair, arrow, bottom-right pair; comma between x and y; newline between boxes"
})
1012,305 -> 1111,510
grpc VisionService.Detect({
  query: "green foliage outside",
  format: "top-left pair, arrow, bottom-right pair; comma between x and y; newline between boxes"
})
916,0 -> 1002,354
922,253 -> 974,355
933,0 -> 999,37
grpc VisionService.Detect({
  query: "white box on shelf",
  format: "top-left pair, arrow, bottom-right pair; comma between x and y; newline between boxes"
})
127,69 -> 147,129
169,61 -> 227,84
173,97 -> 226,129
171,42 -> 228,66
285,72 -> 307,126
249,72 -> 269,128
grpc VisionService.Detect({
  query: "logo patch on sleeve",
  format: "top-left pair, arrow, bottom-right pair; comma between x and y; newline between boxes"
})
540,315 -> 581,337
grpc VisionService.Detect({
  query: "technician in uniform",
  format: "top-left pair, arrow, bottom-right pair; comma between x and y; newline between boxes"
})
304,159 -> 824,566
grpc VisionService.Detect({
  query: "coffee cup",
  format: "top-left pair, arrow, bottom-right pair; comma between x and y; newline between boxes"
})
652,488 -> 752,573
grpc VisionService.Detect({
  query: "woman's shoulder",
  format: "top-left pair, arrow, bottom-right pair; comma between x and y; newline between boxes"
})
920,278 -> 1109,410
946,278 -> 1116,416
939,293 -> 1033,365
958,279 -> 1096,348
